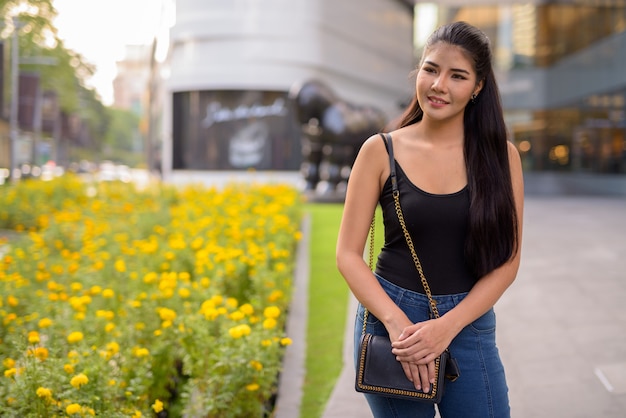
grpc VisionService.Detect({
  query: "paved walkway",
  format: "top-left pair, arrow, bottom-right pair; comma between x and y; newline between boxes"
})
318,196 -> 626,418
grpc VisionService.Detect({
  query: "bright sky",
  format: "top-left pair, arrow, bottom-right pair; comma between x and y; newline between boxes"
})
53,0 -> 174,105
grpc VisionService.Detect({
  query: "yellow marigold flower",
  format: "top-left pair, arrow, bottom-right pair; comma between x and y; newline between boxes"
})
178,288 -> 190,298
114,259 -> 126,272
4,368 -> 16,378
70,373 -> 89,388
263,306 -> 281,319
28,331 -> 40,344
158,307 -> 177,322
261,339 -> 272,347
230,311 -> 244,321
133,347 -> 150,358
7,296 -> 18,307
268,290 -> 284,302
38,317 -> 53,328
96,310 -> 115,320
263,318 -> 277,330
64,364 -> 75,374
66,403 -> 81,415
200,277 -> 210,288
68,350 -> 79,359
3,312 -> 17,325
228,324 -> 251,339
280,337 -> 293,346
105,323 -> 115,333
239,303 -> 254,315
90,285 -> 102,295
135,322 -> 145,330
106,341 -> 120,355
34,347 -> 49,361
102,289 -> 115,298
67,331 -> 84,344
70,282 -> 83,292
249,360 -> 263,371
109,379 -> 117,386
132,410 -> 142,418
36,387 -> 52,399
152,399 -> 164,413
3,358 -> 15,368
246,383 -> 260,391
226,297 -> 238,308
143,271 -> 158,284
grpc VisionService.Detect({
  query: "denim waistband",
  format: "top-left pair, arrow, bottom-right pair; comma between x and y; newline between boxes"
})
375,273 -> 469,313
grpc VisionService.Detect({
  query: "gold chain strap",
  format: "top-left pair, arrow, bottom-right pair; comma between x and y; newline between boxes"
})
392,190 -> 440,318
362,216 -> 376,335
361,132 -> 440,336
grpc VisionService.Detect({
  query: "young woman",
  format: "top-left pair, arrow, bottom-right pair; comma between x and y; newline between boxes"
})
336,21 -> 524,417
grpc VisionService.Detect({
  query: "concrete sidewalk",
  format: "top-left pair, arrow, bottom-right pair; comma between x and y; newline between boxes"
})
322,196 -> 626,418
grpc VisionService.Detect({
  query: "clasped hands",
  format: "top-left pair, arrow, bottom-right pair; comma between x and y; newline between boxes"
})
390,318 -> 452,393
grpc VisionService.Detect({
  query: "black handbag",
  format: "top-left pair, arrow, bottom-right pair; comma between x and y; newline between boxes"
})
355,133 -> 460,402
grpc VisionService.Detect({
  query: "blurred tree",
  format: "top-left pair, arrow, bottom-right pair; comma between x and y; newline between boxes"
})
101,107 -> 145,166
1,0 -> 120,164
104,107 -> 141,153
1,0 -> 97,111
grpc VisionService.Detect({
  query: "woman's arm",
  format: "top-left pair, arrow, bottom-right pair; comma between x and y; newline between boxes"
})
392,141 -> 525,364
336,134 -> 412,338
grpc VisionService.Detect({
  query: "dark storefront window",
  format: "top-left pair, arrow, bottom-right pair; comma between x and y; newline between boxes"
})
172,90 -> 301,170
514,107 -> 626,174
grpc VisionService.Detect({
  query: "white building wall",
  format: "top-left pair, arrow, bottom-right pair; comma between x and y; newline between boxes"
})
163,0 -> 415,182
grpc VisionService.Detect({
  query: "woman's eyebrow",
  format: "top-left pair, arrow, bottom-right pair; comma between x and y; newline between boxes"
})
423,60 -> 470,75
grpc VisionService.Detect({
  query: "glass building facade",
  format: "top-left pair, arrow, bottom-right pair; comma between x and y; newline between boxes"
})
415,1 -> 626,176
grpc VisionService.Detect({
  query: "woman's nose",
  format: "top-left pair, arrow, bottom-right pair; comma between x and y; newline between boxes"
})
432,76 -> 446,92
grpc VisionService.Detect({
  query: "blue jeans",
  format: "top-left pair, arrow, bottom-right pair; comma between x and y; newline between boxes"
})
354,275 -> 510,418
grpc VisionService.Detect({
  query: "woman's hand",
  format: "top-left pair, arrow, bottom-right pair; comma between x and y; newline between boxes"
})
391,318 -> 455,383
399,358 -> 437,393
386,319 -> 438,392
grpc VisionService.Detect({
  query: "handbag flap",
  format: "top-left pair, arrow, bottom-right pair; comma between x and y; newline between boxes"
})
356,334 -> 447,401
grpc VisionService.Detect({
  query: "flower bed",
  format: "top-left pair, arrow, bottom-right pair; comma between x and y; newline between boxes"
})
0,176 -> 302,417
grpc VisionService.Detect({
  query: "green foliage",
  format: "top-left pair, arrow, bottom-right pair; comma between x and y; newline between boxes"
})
1,0 -> 96,112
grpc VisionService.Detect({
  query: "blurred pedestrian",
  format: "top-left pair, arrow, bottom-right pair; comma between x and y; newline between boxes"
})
336,21 -> 524,418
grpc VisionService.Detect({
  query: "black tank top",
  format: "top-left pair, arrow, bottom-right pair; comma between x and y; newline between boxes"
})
375,138 -> 477,295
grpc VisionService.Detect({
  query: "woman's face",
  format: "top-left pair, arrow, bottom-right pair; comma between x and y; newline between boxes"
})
416,42 -> 483,124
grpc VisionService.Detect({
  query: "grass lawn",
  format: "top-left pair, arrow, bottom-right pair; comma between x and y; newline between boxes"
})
299,203 -> 383,418
300,203 -> 348,418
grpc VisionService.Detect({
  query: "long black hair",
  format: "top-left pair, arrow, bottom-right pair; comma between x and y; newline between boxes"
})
396,21 -> 519,278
